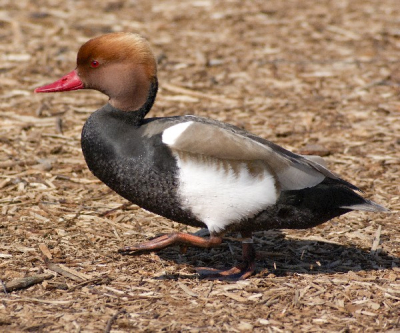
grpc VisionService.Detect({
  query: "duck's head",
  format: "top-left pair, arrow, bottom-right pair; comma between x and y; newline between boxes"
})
35,32 -> 158,112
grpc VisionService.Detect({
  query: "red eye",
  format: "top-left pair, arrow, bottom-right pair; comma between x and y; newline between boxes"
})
91,60 -> 100,68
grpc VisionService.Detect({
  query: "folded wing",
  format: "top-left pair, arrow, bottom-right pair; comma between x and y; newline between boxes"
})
161,120 -> 353,191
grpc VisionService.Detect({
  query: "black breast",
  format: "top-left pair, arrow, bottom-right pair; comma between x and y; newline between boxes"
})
81,104 -> 205,228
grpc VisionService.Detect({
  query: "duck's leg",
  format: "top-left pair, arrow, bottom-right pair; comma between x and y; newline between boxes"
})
118,232 -> 222,254
119,231 -> 256,280
196,231 -> 256,280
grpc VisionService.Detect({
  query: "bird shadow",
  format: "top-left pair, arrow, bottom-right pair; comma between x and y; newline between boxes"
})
130,230 -> 398,280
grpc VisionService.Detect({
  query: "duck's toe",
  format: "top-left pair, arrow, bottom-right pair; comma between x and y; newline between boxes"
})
196,241 -> 256,280
196,261 -> 255,280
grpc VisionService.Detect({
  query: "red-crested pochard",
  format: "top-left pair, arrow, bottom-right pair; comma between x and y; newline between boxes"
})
35,32 -> 388,279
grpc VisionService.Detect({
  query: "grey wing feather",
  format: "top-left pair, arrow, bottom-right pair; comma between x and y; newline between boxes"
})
161,119 -> 356,191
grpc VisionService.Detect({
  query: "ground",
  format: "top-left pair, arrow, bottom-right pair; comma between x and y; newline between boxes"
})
0,0 -> 399,332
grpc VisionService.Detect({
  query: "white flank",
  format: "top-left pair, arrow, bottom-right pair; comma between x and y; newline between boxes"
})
174,154 -> 278,234
162,121 -> 194,146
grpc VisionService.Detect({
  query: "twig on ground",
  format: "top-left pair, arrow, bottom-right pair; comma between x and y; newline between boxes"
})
1,279 -> 8,294
2,273 -> 54,293
162,83 -> 238,104
68,275 -> 112,292
371,225 -> 382,255
39,243 -> 53,260
100,202 -> 132,216
104,309 -> 127,333
43,257 -> 86,282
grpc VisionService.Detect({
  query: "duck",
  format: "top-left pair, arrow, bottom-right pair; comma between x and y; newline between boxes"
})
35,32 -> 388,279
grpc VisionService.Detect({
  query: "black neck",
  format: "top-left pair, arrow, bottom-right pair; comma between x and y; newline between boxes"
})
134,76 -> 158,122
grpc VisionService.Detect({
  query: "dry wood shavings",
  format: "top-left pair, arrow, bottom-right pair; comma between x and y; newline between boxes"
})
0,0 -> 398,331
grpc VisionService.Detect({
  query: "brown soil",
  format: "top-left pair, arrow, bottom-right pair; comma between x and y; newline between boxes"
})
1,0 -> 399,332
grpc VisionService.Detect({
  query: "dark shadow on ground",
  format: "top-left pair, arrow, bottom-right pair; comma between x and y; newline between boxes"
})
121,230 -> 398,280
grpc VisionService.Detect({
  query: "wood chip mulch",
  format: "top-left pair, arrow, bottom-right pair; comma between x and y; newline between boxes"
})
1,0 -> 399,332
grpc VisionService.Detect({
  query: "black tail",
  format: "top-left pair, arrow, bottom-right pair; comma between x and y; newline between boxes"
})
281,178 -> 388,214
241,178 -> 389,233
